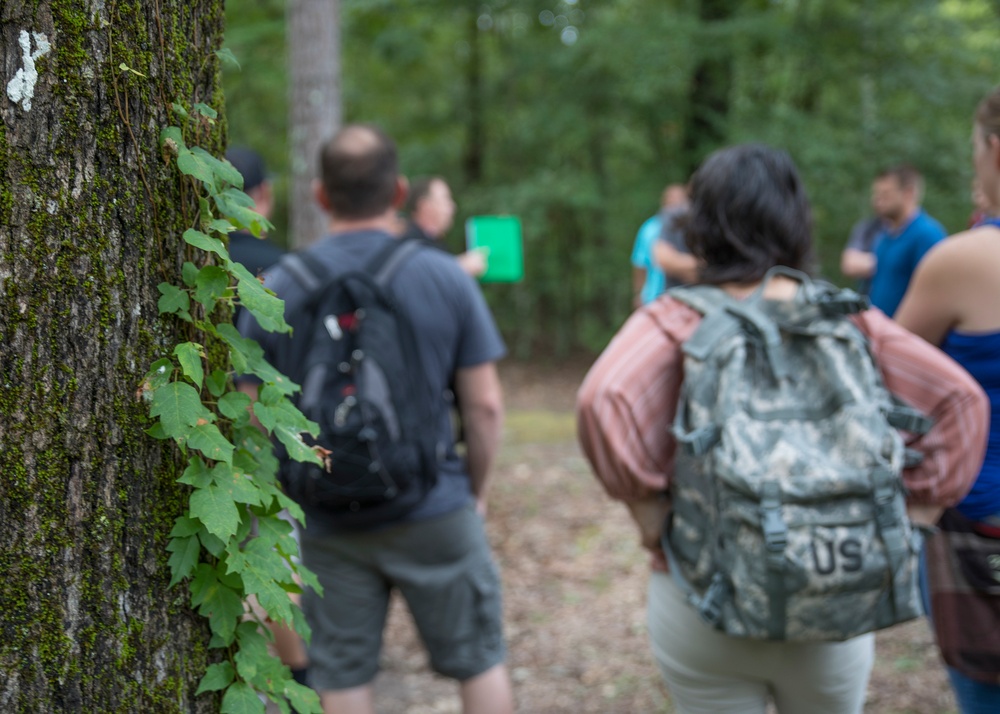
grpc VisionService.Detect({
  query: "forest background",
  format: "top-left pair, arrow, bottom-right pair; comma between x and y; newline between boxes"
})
226,0 -> 1000,358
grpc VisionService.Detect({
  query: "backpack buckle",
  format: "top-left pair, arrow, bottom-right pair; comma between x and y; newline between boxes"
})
697,573 -> 730,627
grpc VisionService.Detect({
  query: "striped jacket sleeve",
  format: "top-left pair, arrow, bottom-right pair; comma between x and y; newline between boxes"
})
853,309 -> 988,506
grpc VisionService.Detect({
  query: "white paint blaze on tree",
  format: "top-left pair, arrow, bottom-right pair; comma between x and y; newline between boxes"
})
287,0 -> 341,249
0,2 -> 225,710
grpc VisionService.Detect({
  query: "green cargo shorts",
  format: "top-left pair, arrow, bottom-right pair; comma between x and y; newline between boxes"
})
300,506 -> 506,691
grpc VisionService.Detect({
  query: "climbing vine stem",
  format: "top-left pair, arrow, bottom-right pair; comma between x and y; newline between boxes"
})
141,102 -> 324,714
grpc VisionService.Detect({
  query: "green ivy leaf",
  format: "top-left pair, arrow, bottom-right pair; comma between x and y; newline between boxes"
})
170,103 -> 189,120
219,391 -> 252,422
215,188 -> 272,237
229,263 -> 289,333
167,534 -> 201,587
159,125 -> 185,151
178,457 -> 213,488
290,601 -> 314,643
174,342 -> 205,390
193,265 -> 230,313
169,514 -> 203,538
199,195 -> 214,222
199,529 -> 227,558
192,103 -> 219,120
254,514 -> 294,551
285,677 -> 322,714
150,382 -> 213,439
212,463 -> 262,506
190,564 -> 245,645
196,661 -> 235,694
220,681 -> 264,714
192,146 -> 241,188
190,482 -> 241,539
182,261 -> 200,287
227,539 -> 296,623
188,422 -> 235,464
215,47 -> 241,71
145,422 -> 168,439
233,622 -> 272,682
216,324 -> 292,387
178,148 -> 217,187
140,358 -> 174,396
183,228 -> 231,262
157,282 -> 190,316
208,218 -> 235,235
206,369 -> 229,398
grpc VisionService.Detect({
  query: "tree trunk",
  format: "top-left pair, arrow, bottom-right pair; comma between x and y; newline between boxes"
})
463,6 -> 485,185
287,0 -> 340,249
0,1 -> 224,710
682,0 -> 737,176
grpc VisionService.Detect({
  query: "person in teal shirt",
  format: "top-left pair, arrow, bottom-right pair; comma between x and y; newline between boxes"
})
631,184 -> 687,307
867,164 -> 946,317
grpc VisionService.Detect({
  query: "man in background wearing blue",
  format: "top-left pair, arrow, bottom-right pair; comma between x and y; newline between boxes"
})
867,164 -> 946,317
630,183 -> 688,307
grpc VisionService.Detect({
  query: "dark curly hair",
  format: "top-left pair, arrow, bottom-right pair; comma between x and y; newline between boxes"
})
684,144 -> 814,285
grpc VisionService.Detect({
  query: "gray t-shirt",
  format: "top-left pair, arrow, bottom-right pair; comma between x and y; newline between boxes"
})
237,229 -> 507,532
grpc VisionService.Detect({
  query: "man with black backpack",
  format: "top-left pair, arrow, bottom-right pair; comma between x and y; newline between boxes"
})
237,124 -> 512,714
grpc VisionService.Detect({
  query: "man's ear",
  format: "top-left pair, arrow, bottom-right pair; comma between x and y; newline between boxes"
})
990,133 -> 1000,170
313,179 -> 331,212
392,176 -> 409,210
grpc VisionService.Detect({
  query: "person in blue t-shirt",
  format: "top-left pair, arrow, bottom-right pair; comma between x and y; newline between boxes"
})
867,164 -> 946,316
631,184 -> 687,307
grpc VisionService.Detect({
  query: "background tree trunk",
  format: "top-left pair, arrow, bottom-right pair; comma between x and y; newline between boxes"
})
0,1 -> 224,710
287,0 -> 340,249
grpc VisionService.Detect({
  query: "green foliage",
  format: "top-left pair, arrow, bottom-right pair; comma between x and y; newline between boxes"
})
225,0 -> 1000,355
143,104 -> 323,712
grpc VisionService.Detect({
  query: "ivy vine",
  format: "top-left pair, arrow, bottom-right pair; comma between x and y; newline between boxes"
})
141,102 -> 324,714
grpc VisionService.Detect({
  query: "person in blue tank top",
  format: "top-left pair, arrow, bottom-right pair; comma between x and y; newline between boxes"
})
896,85 -> 1000,714
868,164 -> 946,317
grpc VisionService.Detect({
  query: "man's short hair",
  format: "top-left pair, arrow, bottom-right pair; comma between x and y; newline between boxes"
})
876,163 -> 924,197
319,124 -> 399,219
226,146 -> 268,193
405,176 -> 445,215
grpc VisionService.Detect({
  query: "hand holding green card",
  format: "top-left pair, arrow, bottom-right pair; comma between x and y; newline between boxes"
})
465,215 -> 524,283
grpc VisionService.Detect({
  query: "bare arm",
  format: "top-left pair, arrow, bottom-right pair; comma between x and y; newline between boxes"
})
653,241 -> 700,284
840,248 -> 876,280
455,361 -> 504,515
894,242 -> 960,346
631,266 -> 646,308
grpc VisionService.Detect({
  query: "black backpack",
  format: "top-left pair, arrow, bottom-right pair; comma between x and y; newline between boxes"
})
276,238 -> 441,527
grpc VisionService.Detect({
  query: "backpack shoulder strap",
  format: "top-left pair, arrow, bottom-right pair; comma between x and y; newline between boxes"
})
366,236 -> 423,289
279,251 -> 325,295
671,285 -> 787,378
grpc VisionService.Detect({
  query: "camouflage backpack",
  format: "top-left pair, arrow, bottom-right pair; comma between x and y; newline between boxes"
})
664,268 -> 932,641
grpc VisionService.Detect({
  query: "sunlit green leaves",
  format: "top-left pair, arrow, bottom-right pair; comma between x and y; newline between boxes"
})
150,382 -> 214,439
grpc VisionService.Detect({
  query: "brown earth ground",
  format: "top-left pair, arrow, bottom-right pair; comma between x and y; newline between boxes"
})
357,359 -> 957,714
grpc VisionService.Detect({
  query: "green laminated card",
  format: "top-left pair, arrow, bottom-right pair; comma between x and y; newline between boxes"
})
465,215 -> 524,283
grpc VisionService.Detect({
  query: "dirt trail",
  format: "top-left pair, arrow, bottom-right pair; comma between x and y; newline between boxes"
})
362,360 -> 958,714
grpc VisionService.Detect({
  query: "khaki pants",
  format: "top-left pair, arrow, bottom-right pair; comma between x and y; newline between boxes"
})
647,572 -> 874,714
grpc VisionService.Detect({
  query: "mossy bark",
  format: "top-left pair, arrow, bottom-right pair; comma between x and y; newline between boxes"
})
0,1 -> 225,711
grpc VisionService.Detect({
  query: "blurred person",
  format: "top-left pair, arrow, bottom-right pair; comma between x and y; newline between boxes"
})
867,164 -> 946,317
839,215 -> 883,295
578,144 -> 986,714
631,183 -> 688,307
403,175 -> 487,277
653,184 -> 700,289
895,85 -> 1000,714
238,125 -> 512,714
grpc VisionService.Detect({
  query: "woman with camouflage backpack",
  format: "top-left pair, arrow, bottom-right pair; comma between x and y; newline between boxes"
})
577,144 -> 988,714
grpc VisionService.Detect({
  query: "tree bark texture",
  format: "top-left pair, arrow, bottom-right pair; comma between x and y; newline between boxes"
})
0,1 -> 224,711
287,0 -> 340,249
